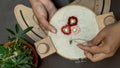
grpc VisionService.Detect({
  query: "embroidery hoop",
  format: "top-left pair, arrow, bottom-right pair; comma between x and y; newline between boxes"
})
14,4 -> 115,60
71,0 -> 111,15
48,5 -> 98,60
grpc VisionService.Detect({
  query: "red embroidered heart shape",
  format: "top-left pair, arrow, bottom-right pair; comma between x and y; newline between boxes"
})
68,16 -> 78,26
61,25 -> 71,35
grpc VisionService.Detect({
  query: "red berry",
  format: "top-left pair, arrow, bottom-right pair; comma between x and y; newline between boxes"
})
68,16 -> 78,26
61,25 -> 71,35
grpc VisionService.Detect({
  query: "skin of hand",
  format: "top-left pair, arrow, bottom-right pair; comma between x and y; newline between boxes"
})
77,22 -> 120,62
29,0 -> 57,33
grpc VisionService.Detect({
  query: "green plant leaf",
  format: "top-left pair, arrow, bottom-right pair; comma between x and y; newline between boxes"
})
18,64 -> 31,68
15,24 -> 20,34
23,49 -> 32,55
18,65 -> 26,68
8,36 -> 15,43
21,64 -> 31,68
19,56 -> 33,64
0,46 -> 5,58
0,60 -> 3,64
0,46 -> 5,52
5,47 -> 11,56
2,24 -> 35,68
1,63 -> 13,68
20,37 -> 28,42
17,54 -> 25,63
11,57 -> 17,63
0,44 -> 3,46
21,27 -> 33,35
17,49 -> 31,62
6,28 -> 15,35
5,58 -> 13,65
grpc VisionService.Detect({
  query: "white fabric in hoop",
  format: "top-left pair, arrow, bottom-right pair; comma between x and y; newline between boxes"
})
49,5 -> 99,60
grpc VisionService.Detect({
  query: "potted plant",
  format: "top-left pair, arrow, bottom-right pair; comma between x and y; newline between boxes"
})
0,24 -> 38,68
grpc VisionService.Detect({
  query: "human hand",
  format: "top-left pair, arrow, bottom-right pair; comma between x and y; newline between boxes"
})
77,22 -> 120,62
29,0 -> 57,33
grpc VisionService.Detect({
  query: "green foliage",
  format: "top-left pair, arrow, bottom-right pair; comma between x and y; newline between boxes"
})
6,24 -> 33,42
6,29 -> 15,35
0,24 -> 35,68
15,24 -> 20,34
21,27 -> 33,35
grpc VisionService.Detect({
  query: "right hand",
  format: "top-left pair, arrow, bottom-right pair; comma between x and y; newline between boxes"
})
29,0 -> 57,33
77,22 -> 120,62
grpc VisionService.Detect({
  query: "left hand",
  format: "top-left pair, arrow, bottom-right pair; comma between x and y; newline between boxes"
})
29,0 -> 57,33
77,22 -> 120,62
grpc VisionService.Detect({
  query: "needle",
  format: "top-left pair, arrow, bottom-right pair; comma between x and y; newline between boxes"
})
69,38 -> 88,44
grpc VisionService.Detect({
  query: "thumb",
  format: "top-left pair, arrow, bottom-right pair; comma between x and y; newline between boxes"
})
38,16 -> 57,33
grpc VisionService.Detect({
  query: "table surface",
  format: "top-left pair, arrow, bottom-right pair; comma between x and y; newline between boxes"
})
0,0 -> 120,68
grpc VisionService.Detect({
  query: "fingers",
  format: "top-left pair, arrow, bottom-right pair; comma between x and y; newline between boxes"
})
30,0 -> 57,33
78,44 -> 106,53
40,0 -> 57,19
77,30 -> 106,53
39,0 -> 57,33
47,1 -> 57,19
78,23 -> 120,62
78,38 -> 116,54
80,41 -> 93,46
91,31 -> 105,45
77,30 -> 105,47
78,37 -> 117,62
84,51 -> 109,62
36,11 -> 57,33
38,16 -> 57,33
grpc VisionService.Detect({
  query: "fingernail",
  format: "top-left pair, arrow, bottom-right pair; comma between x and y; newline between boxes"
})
77,44 -> 80,46
51,29 -> 57,33
77,44 -> 82,47
82,42 -> 88,46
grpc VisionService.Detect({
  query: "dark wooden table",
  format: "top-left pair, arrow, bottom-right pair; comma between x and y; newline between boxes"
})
0,0 -> 120,68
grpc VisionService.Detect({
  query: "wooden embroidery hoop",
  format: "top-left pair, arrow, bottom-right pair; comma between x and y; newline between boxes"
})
71,0 -> 111,15
14,4 -> 115,60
